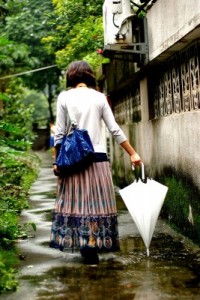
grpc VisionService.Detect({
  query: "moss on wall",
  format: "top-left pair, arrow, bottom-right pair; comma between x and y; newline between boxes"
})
159,167 -> 200,246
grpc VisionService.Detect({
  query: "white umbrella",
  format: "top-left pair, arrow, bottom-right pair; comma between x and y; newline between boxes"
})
119,163 -> 168,256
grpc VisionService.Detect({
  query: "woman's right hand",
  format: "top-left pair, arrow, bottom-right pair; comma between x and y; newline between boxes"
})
53,164 -> 60,175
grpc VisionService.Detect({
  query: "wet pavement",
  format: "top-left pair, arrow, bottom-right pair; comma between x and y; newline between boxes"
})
1,151 -> 200,300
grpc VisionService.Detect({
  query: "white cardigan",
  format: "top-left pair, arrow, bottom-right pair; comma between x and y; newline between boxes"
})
54,87 -> 127,153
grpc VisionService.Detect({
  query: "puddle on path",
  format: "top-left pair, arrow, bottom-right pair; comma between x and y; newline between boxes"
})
1,152 -> 200,300
15,235 -> 200,300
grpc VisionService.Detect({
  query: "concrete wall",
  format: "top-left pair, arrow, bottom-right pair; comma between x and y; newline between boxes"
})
132,73 -> 200,185
147,0 -> 200,61
125,82 -> 200,188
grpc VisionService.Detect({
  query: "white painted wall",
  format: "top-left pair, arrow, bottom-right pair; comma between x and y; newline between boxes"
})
147,0 -> 200,61
137,111 -> 200,188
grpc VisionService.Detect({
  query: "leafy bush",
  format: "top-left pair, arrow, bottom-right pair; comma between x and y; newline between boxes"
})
0,150 -> 40,293
0,90 -> 35,151
0,260 -> 18,293
0,90 -> 40,293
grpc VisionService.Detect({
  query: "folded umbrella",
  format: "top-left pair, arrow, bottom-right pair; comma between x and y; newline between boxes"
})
119,163 -> 168,256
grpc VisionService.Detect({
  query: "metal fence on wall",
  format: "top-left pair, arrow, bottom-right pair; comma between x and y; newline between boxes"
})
112,85 -> 141,124
149,40 -> 200,119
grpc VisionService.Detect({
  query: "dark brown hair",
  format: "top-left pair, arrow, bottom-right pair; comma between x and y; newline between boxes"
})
66,60 -> 96,88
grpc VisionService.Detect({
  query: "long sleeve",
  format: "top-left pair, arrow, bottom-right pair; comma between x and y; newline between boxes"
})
102,98 -> 127,144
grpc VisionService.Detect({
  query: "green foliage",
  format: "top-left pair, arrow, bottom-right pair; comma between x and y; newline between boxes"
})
55,15 -> 104,69
0,257 -> 18,293
0,212 -> 19,246
0,0 -> 60,93
0,150 -> 39,232
0,36 -> 34,83
0,88 -> 40,293
1,0 -> 105,122
43,0 -> 104,72
0,93 -> 34,150
84,51 -> 110,77
0,39 -> 36,146
0,213 -> 37,293
23,89 -> 51,124
0,40 -> 31,71
0,150 -> 40,293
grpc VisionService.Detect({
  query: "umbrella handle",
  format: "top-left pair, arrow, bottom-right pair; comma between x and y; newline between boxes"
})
141,162 -> 145,181
132,163 -> 146,182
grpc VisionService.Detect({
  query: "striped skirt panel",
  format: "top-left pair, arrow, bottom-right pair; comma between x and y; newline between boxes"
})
54,161 -> 117,216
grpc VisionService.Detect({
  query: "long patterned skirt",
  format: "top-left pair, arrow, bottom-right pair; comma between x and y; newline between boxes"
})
49,161 -> 120,252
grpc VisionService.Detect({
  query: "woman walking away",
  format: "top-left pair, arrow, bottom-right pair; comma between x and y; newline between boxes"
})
50,60 -> 142,264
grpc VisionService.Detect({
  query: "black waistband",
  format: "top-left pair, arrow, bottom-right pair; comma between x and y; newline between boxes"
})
93,153 -> 109,162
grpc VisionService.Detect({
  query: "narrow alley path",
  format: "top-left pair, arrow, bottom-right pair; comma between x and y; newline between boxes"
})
1,151 -> 200,300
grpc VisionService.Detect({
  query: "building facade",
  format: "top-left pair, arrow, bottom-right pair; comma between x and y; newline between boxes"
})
102,0 -> 200,244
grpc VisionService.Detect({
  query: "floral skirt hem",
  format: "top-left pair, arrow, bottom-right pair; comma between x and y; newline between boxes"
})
49,213 -> 120,252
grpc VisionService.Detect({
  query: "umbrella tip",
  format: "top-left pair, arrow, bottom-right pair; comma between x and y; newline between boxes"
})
146,248 -> 150,256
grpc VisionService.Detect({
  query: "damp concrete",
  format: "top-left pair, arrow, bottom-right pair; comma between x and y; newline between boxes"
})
1,151 -> 200,300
